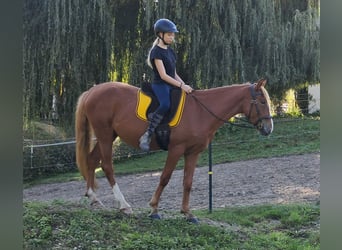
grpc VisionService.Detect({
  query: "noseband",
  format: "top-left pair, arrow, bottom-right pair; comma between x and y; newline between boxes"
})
247,83 -> 273,127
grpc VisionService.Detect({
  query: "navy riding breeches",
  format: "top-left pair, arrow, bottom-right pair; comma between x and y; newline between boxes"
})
151,82 -> 173,115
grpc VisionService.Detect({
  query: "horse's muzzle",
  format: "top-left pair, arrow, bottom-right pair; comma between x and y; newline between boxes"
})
257,118 -> 273,136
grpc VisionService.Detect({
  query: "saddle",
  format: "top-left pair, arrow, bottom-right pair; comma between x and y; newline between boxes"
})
136,82 -> 186,150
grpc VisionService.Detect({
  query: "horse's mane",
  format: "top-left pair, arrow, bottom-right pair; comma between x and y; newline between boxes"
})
259,86 -> 271,108
192,82 -> 250,95
193,82 -> 271,108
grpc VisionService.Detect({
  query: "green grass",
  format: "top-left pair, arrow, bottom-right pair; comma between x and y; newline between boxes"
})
115,117 -> 320,173
23,201 -> 320,249
24,116 -> 319,187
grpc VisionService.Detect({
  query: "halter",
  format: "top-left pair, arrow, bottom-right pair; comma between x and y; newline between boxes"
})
246,83 -> 273,127
191,83 -> 272,129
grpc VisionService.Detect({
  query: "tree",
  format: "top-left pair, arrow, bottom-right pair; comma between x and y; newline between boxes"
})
23,0 -> 115,130
23,0 -> 320,134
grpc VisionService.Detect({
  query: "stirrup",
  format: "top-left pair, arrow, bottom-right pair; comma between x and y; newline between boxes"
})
139,131 -> 152,152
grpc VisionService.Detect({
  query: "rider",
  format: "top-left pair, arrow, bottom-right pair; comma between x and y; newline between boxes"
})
139,18 -> 193,151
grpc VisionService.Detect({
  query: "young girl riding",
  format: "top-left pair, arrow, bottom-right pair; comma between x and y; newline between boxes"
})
139,18 -> 193,151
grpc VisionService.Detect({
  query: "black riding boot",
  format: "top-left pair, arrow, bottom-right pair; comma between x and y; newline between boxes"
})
139,112 -> 164,151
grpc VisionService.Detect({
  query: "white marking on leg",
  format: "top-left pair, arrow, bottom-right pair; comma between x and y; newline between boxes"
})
112,183 -> 131,210
86,188 -> 104,207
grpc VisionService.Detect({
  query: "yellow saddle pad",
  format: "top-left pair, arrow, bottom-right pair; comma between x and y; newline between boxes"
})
136,90 -> 186,127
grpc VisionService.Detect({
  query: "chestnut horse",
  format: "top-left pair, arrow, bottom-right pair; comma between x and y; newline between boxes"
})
75,79 -> 273,222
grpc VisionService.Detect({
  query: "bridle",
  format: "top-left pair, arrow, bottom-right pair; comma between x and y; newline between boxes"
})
247,83 -> 273,128
191,83 -> 272,129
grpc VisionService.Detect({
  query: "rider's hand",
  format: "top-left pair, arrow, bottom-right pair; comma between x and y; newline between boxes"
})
182,84 -> 193,94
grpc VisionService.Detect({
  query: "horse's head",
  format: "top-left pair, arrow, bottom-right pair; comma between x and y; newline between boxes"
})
245,79 -> 274,136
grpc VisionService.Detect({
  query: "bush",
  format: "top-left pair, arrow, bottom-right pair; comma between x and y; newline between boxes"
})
23,121 -> 76,181
23,140 -> 77,181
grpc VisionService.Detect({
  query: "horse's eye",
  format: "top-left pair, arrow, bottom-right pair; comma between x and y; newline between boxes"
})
260,100 -> 266,105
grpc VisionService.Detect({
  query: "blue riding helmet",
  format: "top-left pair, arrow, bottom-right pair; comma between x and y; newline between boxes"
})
154,18 -> 179,34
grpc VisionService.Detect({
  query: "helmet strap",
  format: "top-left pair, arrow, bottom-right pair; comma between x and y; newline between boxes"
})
157,33 -> 170,46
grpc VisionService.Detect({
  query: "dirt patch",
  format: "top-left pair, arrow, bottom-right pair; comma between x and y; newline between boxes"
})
23,153 -> 320,211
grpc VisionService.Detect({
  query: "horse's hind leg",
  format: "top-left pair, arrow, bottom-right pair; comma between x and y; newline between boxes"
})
97,131 -> 132,214
85,143 -> 104,207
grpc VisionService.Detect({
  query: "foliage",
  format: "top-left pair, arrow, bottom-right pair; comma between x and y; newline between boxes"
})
23,0 -> 320,131
23,200 -> 319,249
23,121 -> 76,181
23,121 -> 67,140
23,140 -> 76,181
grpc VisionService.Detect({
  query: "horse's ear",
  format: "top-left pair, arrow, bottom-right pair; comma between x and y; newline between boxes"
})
256,78 -> 267,90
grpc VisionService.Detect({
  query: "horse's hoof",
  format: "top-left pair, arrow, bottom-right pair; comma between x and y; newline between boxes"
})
186,217 -> 199,224
149,213 -> 161,220
90,200 -> 105,208
120,207 -> 133,215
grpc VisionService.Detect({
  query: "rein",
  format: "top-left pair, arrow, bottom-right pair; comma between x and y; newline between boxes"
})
190,83 -> 271,129
190,93 -> 254,129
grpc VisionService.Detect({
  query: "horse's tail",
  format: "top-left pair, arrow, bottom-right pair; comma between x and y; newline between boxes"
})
75,91 -> 97,188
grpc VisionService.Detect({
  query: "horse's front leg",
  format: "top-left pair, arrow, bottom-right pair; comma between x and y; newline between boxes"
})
149,149 -> 182,218
181,153 -> 200,223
